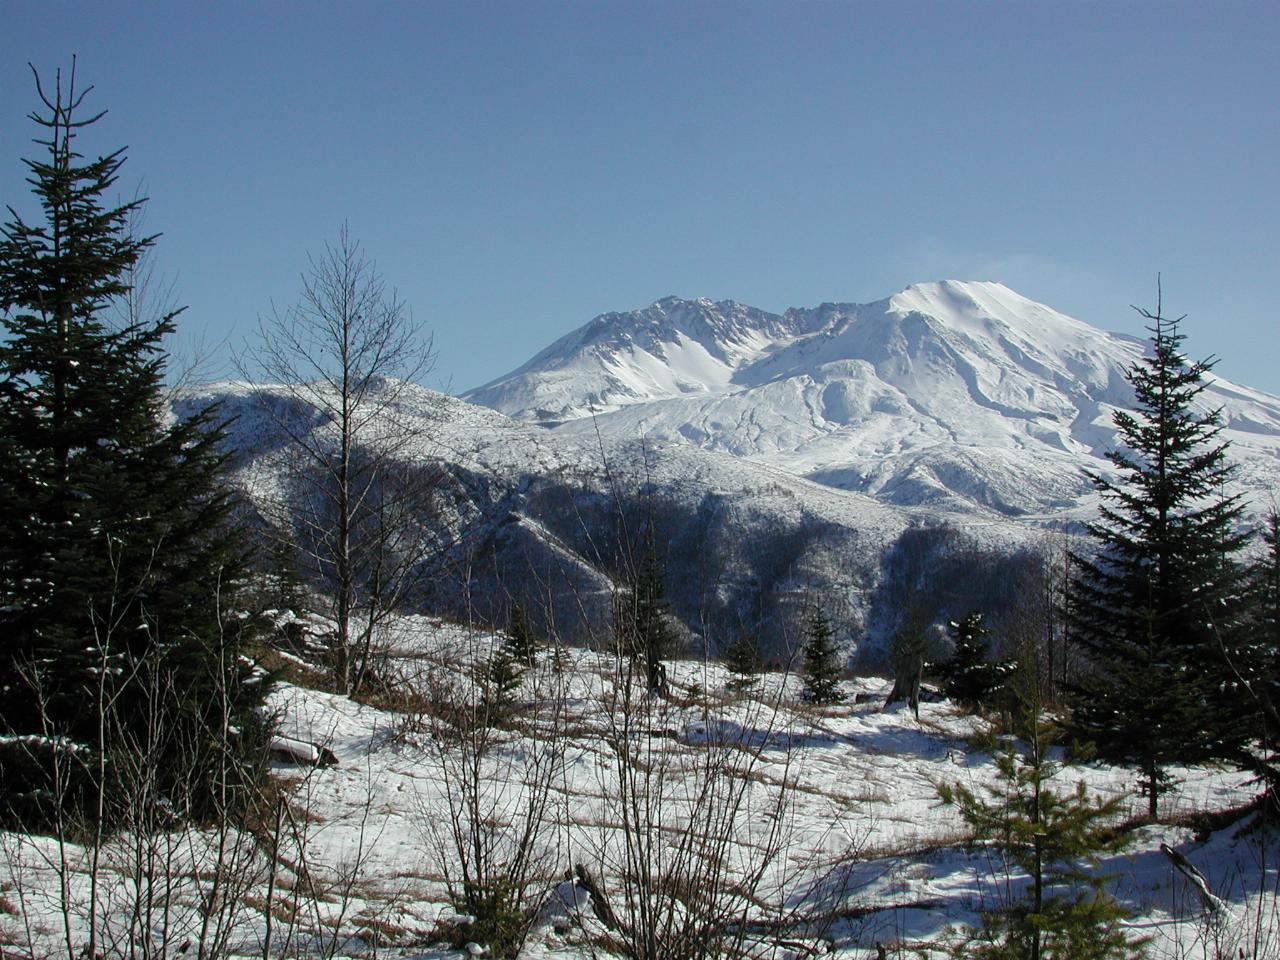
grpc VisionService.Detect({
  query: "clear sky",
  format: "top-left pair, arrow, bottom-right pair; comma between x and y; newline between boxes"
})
3,1 -> 1277,395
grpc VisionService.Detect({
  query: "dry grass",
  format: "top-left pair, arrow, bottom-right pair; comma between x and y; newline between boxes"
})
252,643 -> 333,692
243,891 -> 300,926
855,826 -> 974,862
351,912 -> 416,948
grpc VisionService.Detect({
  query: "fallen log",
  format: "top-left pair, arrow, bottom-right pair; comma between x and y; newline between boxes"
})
573,862 -> 619,931
1160,842 -> 1227,915
269,735 -> 338,768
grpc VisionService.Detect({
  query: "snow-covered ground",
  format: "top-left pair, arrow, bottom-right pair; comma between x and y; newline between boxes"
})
3,615 -> 1275,959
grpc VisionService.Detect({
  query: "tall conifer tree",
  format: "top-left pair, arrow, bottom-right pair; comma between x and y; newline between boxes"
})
724,632 -> 762,691
1065,293 -> 1249,819
1244,511 -> 1280,806
506,602 -> 540,668
0,63 -> 270,826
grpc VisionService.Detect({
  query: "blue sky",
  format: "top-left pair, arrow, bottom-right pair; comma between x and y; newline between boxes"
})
3,1 -> 1277,394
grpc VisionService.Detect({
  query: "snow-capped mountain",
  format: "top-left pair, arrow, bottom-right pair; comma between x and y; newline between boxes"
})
188,281 -> 1278,661
465,281 -> 1280,517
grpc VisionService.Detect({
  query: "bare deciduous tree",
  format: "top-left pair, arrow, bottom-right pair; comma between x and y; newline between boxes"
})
562,453 -> 849,960
241,224 -> 440,695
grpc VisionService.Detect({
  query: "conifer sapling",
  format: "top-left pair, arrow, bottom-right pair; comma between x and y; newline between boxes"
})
801,611 -> 845,705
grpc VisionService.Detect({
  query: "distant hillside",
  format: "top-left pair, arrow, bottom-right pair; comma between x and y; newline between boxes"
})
181,380 -> 1048,666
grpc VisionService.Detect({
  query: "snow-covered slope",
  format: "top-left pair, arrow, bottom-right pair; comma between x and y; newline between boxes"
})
465,281 -> 1280,517
183,379 -> 1047,662
465,295 -> 819,423
7,626 -> 1273,959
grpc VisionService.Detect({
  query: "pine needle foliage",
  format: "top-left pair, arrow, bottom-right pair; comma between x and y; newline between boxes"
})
724,632 -> 762,691
940,698 -> 1147,960
616,533 -> 679,694
1065,296 -> 1251,820
801,611 -> 845,705
940,610 -> 1006,711
483,644 -> 524,727
1245,510 -> 1280,807
0,63 -> 270,828
506,602 -> 540,668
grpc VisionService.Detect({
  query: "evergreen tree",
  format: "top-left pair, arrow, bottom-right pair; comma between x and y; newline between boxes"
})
939,699 -> 1147,960
724,632 -> 762,692
1244,510 -> 1280,807
260,530 -> 307,616
1256,511 -> 1280,655
616,534 -> 678,694
506,602 -> 540,668
940,611 -> 1003,710
800,611 -> 845,705
885,603 -> 933,717
483,643 -> 525,727
0,63 -> 270,827
484,605 -> 539,722
1065,297 -> 1250,820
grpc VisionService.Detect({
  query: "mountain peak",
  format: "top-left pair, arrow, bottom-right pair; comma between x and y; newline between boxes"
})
901,278 -> 1013,296
885,278 -> 1105,348
461,280 -> 1280,515
889,279 -> 1035,319
651,294 -> 745,315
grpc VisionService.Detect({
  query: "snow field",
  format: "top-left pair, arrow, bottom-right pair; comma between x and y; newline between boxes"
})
4,614 -> 1272,959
